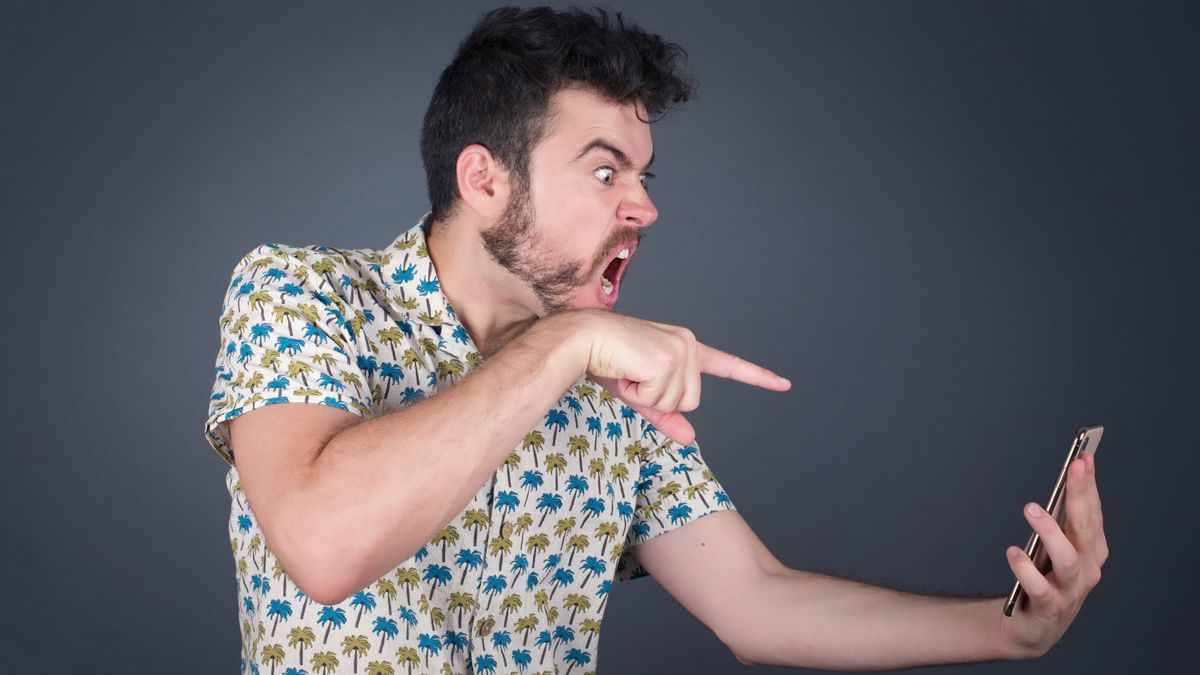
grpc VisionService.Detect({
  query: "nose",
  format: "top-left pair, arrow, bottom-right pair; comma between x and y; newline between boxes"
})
618,187 -> 658,229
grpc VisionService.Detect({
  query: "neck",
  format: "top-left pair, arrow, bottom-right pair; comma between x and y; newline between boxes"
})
425,213 -> 542,357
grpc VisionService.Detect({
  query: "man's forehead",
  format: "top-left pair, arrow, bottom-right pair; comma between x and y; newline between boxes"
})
540,88 -> 654,163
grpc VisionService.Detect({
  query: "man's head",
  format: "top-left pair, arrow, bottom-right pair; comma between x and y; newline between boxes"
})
420,6 -> 693,222
419,7 -> 693,314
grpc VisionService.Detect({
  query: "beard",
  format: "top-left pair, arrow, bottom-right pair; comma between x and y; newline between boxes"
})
479,178 -> 595,315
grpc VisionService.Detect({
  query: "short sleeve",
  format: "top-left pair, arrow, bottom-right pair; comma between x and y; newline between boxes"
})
203,244 -> 373,466
614,435 -> 737,582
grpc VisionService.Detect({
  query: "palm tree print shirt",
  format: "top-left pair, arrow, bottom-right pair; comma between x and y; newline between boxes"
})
204,215 -> 738,674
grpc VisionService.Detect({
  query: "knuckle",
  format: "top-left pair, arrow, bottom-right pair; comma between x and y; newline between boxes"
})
622,389 -> 651,408
652,350 -> 674,373
669,393 -> 685,412
631,377 -> 659,399
644,391 -> 668,411
1064,565 -> 1082,583
680,393 -> 700,412
658,384 -> 680,408
674,332 -> 691,353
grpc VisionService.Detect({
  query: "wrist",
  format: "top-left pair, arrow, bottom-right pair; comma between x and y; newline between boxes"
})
531,310 -> 593,381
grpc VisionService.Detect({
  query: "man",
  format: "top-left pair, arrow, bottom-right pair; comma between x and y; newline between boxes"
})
205,7 -> 1107,673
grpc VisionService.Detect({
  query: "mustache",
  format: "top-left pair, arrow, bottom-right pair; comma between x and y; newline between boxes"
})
592,228 -> 645,271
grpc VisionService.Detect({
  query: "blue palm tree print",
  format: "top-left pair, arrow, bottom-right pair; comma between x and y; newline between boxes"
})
473,653 -> 498,674
417,632 -> 442,665
250,323 -> 274,345
316,606 -> 347,644
544,408 -> 569,444
417,278 -> 440,296
372,616 -> 398,653
397,607 -> 417,636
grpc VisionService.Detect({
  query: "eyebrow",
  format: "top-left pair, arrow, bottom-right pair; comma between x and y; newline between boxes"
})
574,138 -> 655,173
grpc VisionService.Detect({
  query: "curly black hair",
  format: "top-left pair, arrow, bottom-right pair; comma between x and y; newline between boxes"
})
419,6 -> 694,222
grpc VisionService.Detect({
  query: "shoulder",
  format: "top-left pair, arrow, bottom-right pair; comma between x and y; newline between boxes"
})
217,242 -> 380,352
228,242 -> 367,284
223,243 -> 381,309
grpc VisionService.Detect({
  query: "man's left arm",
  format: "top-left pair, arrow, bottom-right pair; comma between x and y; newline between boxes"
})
629,451 -> 1107,670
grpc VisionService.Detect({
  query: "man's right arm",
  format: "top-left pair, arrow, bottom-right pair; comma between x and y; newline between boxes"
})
231,313 -> 588,605
232,307 -> 790,605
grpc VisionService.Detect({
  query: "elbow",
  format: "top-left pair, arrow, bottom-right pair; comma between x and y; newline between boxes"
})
255,485 -> 438,607
733,650 -> 758,666
282,542 -> 370,607
716,603 -> 772,667
270,513 -> 429,607
266,517 -> 363,607
718,625 -> 761,667
271,539 -> 355,607
292,571 -> 353,608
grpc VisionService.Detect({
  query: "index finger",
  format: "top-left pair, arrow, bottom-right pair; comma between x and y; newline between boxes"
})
698,342 -> 791,391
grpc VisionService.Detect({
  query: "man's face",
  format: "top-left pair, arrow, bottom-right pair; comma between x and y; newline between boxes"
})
480,86 -> 659,315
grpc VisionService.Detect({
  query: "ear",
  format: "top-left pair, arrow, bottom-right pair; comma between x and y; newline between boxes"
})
455,144 -> 512,221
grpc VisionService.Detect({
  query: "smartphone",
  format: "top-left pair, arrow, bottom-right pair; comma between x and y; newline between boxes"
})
1003,424 -> 1104,617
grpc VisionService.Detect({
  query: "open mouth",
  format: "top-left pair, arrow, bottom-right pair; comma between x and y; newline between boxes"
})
600,245 -> 632,298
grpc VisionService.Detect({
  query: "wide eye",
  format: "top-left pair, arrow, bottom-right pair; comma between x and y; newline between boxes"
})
593,166 -> 615,185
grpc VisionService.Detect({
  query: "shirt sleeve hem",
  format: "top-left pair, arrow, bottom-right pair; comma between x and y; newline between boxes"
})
204,394 -> 371,467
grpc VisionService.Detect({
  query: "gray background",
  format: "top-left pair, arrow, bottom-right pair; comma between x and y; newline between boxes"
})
3,0 -> 1195,672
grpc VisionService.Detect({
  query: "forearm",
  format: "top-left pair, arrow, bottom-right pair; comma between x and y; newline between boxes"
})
739,568 -> 1016,670
287,314 -> 586,602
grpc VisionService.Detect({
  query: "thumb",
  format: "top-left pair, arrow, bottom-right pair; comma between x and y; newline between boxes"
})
635,407 -> 696,447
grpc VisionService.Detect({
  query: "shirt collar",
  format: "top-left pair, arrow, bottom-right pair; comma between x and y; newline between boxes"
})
377,213 -> 475,359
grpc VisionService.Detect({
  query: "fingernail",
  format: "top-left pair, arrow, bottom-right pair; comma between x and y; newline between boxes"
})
1026,504 -> 1042,519
780,377 -> 791,386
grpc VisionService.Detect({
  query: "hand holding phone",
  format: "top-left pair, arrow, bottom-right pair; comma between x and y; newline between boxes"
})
1003,424 -> 1104,617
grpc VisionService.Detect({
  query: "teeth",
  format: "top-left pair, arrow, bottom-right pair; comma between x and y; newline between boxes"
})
600,278 -> 614,295
616,248 -> 629,259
